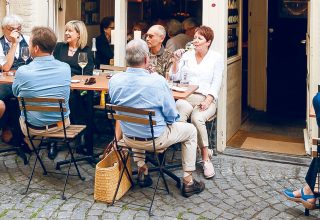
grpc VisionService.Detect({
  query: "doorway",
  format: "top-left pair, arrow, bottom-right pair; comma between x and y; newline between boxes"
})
228,0 -> 308,156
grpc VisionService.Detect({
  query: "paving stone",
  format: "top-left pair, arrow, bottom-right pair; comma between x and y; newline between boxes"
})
1,140 -> 320,219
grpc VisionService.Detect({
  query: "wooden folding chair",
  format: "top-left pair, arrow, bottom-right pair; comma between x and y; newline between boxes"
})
106,104 -> 181,215
18,97 -> 86,199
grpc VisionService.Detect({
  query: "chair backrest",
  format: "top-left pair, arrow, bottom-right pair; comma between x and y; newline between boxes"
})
100,64 -> 127,72
18,97 -> 66,113
106,104 -> 157,150
106,104 -> 155,125
18,97 -> 68,138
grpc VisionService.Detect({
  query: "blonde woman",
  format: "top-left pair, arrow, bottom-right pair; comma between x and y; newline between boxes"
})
53,20 -> 94,75
52,20 -> 94,158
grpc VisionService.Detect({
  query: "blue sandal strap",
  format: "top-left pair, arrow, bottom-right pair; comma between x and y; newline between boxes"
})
301,188 -> 315,200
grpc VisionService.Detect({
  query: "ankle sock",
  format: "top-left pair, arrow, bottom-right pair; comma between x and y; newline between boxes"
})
137,161 -> 148,175
183,172 -> 193,185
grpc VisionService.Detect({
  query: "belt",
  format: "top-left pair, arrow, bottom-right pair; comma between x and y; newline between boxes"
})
126,136 -> 154,141
27,122 -> 60,130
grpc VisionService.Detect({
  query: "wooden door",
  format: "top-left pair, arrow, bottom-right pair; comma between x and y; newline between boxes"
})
248,0 -> 267,111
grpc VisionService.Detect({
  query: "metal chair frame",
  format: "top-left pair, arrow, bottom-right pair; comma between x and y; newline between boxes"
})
19,97 -> 86,200
106,103 -> 180,215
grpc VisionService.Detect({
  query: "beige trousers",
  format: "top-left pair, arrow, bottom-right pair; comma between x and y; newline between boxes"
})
19,117 -> 70,149
176,94 -> 217,147
123,122 -> 197,172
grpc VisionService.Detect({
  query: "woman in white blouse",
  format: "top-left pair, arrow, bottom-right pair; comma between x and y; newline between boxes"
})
170,26 -> 224,179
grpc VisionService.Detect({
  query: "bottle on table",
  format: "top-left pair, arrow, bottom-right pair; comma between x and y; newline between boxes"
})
179,59 -> 189,86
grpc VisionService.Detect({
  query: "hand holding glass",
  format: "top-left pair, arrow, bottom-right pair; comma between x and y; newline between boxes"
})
78,52 -> 88,82
21,47 -> 30,65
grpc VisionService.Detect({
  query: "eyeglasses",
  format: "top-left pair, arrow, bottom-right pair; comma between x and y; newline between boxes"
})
6,26 -> 22,32
145,34 -> 155,39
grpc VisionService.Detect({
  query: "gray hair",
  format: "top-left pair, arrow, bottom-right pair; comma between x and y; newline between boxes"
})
182,17 -> 199,30
1,14 -> 23,27
151,25 -> 166,38
167,19 -> 182,37
125,39 -> 149,67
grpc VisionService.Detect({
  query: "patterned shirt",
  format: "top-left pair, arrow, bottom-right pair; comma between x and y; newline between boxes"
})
150,45 -> 173,78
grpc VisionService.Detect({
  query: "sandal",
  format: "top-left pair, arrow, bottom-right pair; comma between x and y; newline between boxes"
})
283,189 -> 301,203
299,188 -> 316,210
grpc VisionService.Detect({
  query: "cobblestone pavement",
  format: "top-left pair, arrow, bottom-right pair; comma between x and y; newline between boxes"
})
0,139 -> 319,220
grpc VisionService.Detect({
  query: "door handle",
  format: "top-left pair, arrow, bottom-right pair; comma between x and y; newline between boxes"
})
300,40 -> 306,44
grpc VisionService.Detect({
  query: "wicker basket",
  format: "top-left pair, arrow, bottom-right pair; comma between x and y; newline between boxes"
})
94,150 -> 132,203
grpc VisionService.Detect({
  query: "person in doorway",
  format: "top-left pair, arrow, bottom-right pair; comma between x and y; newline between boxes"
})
96,16 -> 114,67
53,20 -> 94,158
12,26 -> 71,151
170,26 -> 224,179
0,14 -> 32,143
109,39 -> 205,197
282,93 -> 320,210
145,25 -> 173,78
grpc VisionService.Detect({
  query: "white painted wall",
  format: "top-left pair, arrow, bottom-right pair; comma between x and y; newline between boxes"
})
309,0 -> 320,152
202,0 -> 228,152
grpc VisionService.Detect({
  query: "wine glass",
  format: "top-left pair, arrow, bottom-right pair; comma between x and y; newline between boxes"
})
185,41 -> 195,51
78,52 -> 88,82
21,46 -> 30,65
0,54 -> 6,79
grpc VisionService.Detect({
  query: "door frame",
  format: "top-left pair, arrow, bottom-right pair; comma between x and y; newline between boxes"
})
307,0 -> 320,154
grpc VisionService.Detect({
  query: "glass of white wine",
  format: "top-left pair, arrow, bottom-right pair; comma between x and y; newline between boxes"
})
78,52 -> 88,82
21,46 -> 30,65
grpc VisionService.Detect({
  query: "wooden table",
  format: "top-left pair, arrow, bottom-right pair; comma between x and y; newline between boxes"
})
0,72 -> 15,84
70,75 -> 199,100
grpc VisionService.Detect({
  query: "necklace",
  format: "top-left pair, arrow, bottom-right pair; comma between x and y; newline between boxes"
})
68,47 -> 77,54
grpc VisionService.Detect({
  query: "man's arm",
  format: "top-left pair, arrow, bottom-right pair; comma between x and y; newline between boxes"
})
2,31 -> 21,71
160,80 -> 179,124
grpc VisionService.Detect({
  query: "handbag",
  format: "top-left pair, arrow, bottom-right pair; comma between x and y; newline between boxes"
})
94,140 -> 132,203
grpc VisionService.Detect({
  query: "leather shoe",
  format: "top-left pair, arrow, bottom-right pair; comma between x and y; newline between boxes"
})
182,179 -> 205,198
137,167 -> 153,187
48,142 -> 58,160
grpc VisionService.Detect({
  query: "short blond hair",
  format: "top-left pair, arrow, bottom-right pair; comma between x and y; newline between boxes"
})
65,20 -> 88,49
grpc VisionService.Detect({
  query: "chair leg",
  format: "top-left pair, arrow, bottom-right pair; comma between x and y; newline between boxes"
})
30,138 -> 47,175
118,150 -> 134,186
67,142 -> 85,181
149,160 -> 163,215
23,155 -> 38,195
111,152 -> 130,205
305,208 -> 310,216
158,154 -> 169,194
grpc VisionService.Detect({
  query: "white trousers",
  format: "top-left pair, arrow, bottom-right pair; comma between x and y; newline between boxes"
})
176,94 -> 217,147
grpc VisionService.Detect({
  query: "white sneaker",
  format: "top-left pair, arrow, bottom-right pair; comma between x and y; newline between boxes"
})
203,160 -> 215,179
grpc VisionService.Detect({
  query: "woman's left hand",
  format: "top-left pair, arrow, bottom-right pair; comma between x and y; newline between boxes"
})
198,101 -> 210,111
198,95 -> 214,111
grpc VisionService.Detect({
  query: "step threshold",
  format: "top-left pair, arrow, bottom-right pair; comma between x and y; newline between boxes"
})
223,147 -> 312,167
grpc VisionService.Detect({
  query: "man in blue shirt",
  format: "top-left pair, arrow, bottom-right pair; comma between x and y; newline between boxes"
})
12,26 -> 71,159
109,39 -> 205,197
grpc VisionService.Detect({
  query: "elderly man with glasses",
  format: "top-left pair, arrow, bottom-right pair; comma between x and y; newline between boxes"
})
0,14 -> 31,144
145,25 -> 173,78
